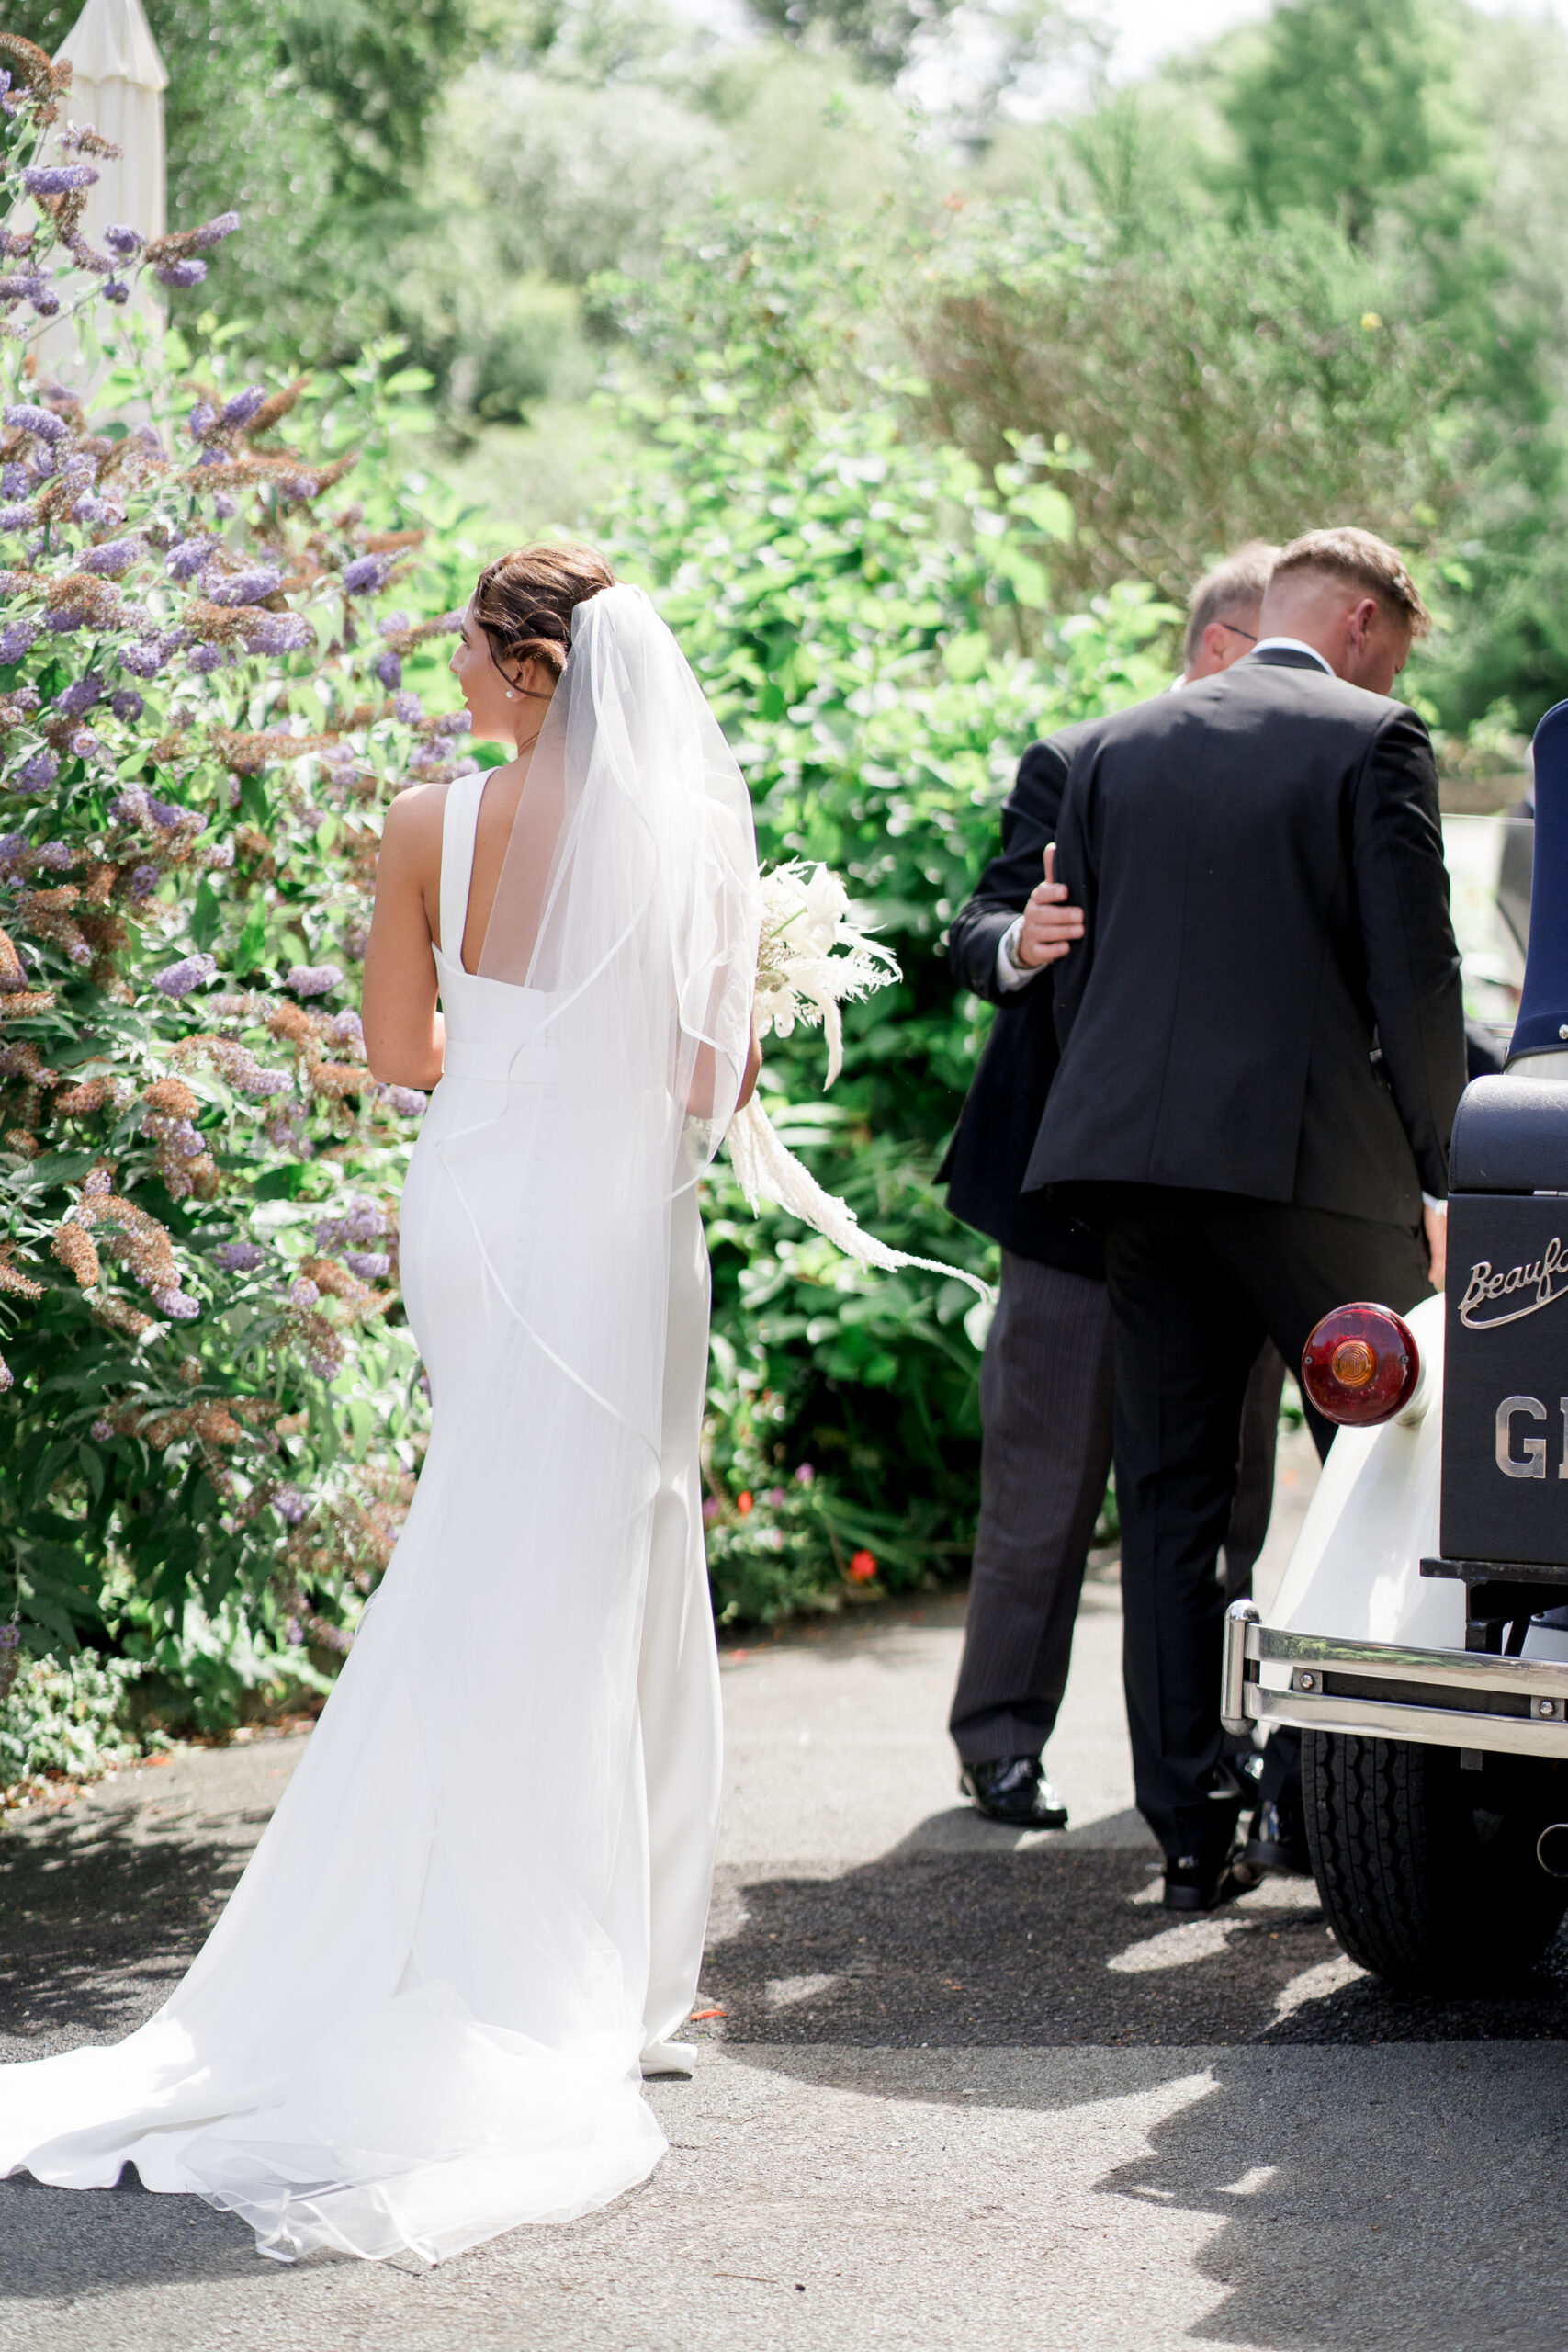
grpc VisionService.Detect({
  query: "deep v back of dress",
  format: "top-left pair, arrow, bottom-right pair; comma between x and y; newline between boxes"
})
0,590 -> 759,2264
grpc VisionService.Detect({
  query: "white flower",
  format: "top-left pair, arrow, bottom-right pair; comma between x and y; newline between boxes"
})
753,860 -> 898,1087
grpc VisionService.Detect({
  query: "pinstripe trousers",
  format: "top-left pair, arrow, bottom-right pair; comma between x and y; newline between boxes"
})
950,1251 -> 1284,1766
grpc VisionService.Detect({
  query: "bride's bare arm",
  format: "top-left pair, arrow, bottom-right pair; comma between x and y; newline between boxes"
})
363,786 -> 446,1089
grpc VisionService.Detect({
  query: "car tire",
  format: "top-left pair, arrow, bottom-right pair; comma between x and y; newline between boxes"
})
1302,1729 -> 1568,1994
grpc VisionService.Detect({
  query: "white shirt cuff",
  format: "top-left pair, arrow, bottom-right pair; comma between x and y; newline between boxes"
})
995,916 -> 1041,994
1422,1193 -> 1446,1211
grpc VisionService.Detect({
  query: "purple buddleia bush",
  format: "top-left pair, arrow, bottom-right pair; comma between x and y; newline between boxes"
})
0,32 -> 478,1715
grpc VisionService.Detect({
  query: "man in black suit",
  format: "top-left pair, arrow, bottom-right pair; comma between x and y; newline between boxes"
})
942,546 -> 1282,1834
1033,528 -> 1466,1909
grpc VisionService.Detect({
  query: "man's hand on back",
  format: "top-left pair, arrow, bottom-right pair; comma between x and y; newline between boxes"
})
1013,843 -> 1086,969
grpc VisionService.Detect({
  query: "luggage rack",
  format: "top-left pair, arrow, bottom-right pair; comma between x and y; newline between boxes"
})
1221,1600 -> 1568,1759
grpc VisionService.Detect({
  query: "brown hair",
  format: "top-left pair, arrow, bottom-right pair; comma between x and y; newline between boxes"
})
471,540 -> 616,688
1183,541 -> 1278,667
1269,527 -> 1431,638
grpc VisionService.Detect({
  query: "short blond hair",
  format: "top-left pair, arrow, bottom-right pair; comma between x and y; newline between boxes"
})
1184,542 -> 1278,667
1270,527 -> 1431,638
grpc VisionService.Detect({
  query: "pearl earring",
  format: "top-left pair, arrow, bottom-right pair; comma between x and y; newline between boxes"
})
505,688 -> 517,700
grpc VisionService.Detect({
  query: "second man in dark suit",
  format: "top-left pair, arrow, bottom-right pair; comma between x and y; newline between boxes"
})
942,547 -> 1282,1832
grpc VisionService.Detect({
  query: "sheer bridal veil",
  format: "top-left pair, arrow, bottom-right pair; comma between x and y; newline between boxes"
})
0,583 -> 761,2266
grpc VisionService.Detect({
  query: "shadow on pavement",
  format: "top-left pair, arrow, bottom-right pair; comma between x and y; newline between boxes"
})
1095,2042 -> 1568,2351
0,1793 -> 257,2050
705,1810 -> 1568,2054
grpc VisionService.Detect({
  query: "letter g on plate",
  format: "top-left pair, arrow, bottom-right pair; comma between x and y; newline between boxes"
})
1497,1394 -> 1548,1479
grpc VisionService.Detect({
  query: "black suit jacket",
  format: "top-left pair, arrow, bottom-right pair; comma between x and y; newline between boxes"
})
939,719 -> 1107,1274
1028,649 -> 1465,1226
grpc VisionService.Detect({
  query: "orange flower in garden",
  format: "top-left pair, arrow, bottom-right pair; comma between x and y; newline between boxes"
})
737,1490 -> 753,1515
848,1550 -> 877,1583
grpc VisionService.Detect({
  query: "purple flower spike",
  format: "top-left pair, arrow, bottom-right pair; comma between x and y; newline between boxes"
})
54,673 -> 105,718
187,403 -> 217,441
393,690 -> 423,724
378,612 -> 411,639
435,711 -> 471,736
120,640 -> 168,678
82,537 -> 143,577
151,1287 -> 199,1320
376,650 -> 401,691
188,644 -> 225,674
215,1241 -> 265,1272
29,290 -> 60,319
154,953 -> 217,1000
156,259 -> 208,290
208,567 -> 281,606
104,224 -> 143,255
166,534 -> 219,581
129,863 -> 158,900
103,278 -> 130,306
221,386 -> 266,428
14,751 -> 57,794
284,963 -> 343,999
0,466 -> 25,498
90,1416 -> 113,1441
212,492 -> 238,519
288,1278 -> 320,1308
342,553 -> 392,596
344,1250 -> 390,1280
191,212 -> 242,250
0,503 -> 30,531
273,1484 -> 307,1525
69,727 -> 100,758
112,688 -> 143,721
2,404 -> 67,444
242,613 -> 312,655
0,619 -> 37,663
22,164 -> 97,196
381,1085 -> 427,1117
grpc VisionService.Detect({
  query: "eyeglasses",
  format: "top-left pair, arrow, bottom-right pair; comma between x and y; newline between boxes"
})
1218,620 -> 1258,643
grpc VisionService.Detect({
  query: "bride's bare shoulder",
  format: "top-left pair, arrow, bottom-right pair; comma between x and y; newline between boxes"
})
379,778 -> 450,872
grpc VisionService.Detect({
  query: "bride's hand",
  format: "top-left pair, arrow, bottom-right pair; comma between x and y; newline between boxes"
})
737,1023 -> 763,1112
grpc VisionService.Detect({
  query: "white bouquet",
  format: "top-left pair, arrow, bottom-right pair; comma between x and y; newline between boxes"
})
727,862 -> 991,1300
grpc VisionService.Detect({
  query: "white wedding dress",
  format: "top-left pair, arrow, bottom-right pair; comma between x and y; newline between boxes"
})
0,586 -> 761,2263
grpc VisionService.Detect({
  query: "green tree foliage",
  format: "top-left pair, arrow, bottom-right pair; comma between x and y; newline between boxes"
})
1217,0 -> 1485,249
6,0 -> 481,363
906,200 -> 1474,611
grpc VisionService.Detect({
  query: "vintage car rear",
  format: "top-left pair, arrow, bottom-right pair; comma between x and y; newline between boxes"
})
1223,699 -> 1568,1991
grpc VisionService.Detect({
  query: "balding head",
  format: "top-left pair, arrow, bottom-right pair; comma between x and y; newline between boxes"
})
1183,543 -> 1278,680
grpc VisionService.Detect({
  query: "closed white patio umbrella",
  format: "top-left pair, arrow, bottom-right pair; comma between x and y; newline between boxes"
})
38,0 -> 167,372
54,0 -> 167,247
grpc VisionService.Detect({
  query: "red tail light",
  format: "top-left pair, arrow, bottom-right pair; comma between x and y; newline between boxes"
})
1301,1303 -> 1420,1427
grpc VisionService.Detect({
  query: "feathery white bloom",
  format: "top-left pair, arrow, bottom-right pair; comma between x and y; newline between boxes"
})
728,860 -> 991,1305
752,860 -> 897,1087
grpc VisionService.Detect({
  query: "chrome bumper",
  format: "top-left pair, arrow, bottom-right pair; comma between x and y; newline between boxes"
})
1222,1599 -> 1568,1758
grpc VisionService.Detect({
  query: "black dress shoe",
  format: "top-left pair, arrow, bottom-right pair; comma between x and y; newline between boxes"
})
1239,1797 -> 1312,1877
1162,1849 -> 1250,1913
959,1755 -> 1068,1829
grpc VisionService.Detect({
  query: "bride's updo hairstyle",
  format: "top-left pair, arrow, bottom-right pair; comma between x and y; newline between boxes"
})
471,541 -> 615,692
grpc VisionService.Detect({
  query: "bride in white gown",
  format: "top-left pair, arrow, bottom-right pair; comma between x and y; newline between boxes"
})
0,548 -> 762,2264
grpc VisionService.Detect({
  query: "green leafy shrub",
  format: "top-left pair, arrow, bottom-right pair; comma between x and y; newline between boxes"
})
0,1643 -> 145,1790
600,221 -> 1177,1613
